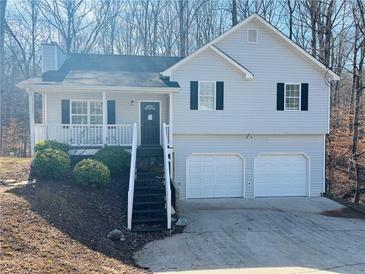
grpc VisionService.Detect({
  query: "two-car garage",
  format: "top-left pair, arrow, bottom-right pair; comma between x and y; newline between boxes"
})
186,153 -> 309,199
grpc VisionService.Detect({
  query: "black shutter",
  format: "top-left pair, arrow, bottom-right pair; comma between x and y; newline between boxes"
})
190,81 -> 198,110
107,100 -> 116,124
301,83 -> 309,111
216,81 -> 224,110
61,99 -> 70,124
277,83 -> 285,111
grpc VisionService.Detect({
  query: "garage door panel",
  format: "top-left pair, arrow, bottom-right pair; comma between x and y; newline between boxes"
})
255,154 -> 308,197
187,154 -> 243,199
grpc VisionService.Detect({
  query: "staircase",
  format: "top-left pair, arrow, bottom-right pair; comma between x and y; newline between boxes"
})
132,145 -> 168,232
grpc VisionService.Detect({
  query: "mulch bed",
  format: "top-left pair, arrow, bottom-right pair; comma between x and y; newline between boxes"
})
0,159 -> 163,273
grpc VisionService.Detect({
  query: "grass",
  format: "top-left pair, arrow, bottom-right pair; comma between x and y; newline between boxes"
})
0,157 -> 31,182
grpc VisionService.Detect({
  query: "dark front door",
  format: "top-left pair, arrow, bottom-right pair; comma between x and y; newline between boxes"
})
141,102 -> 160,145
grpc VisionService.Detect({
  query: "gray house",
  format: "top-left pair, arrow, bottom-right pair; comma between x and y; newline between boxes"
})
18,14 -> 340,231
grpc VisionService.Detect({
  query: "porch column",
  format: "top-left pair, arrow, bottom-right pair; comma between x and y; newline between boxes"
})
102,91 -> 107,145
28,89 -> 35,156
42,92 -> 48,139
169,93 -> 173,147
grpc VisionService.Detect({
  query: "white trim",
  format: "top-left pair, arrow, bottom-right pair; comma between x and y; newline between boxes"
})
17,84 -> 180,94
28,89 -> 35,156
138,100 -> 162,145
247,28 -> 258,43
208,45 -> 254,79
253,152 -> 311,198
69,99 -> 103,125
162,14 -> 339,81
198,81 -> 216,111
185,153 -> 246,199
169,93 -> 173,147
284,83 -> 301,111
42,92 -> 47,124
102,92 -> 107,145
323,134 -> 326,194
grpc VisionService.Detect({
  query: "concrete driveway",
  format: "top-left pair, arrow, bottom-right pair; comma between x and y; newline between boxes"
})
134,198 -> 365,274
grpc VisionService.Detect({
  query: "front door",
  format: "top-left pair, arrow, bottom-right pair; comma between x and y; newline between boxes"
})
140,102 -> 160,145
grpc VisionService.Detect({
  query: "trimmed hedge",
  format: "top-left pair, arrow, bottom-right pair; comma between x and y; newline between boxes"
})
32,149 -> 70,179
35,140 -> 70,154
73,159 -> 110,187
94,146 -> 130,177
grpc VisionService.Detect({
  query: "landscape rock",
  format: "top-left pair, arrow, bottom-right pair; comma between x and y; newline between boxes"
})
107,229 -> 125,241
174,217 -> 187,233
4,179 -> 17,185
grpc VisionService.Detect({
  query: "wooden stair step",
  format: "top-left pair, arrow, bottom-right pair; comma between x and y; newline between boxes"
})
133,208 -> 166,214
134,200 -> 165,206
132,224 -> 167,232
132,217 -> 166,224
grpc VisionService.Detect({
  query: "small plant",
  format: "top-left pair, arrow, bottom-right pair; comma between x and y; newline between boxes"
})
32,149 -> 70,179
35,140 -> 70,154
73,159 -> 110,187
94,146 -> 130,177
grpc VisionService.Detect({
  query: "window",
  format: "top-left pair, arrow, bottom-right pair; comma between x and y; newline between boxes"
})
89,101 -> 103,124
71,100 -> 103,124
199,81 -> 215,110
285,84 -> 301,111
247,29 -> 258,43
71,101 -> 88,124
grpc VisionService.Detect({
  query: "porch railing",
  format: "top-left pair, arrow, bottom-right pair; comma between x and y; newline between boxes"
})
34,124 -> 133,146
127,123 -> 138,230
165,124 -> 172,147
162,123 -> 172,229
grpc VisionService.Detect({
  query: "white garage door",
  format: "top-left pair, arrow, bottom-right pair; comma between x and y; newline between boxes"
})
187,154 -> 243,199
255,154 -> 308,197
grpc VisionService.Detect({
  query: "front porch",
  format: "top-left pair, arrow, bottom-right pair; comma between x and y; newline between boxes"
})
28,89 -> 174,154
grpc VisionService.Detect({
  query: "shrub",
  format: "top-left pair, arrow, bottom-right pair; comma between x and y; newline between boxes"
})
94,146 -> 130,177
32,149 -> 70,179
35,140 -> 70,154
73,159 -> 110,187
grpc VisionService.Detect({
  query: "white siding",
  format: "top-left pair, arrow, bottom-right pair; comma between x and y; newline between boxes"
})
170,18 -> 330,135
173,134 -> 325,199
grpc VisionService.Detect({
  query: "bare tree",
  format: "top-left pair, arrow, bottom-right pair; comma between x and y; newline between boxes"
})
0,0 -> 6,155
232,0 -> 237,26
351,0 -> 365,204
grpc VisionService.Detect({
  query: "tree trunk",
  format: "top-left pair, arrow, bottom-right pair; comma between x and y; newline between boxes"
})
232,0 -> 238,27
0,0 -> 7,156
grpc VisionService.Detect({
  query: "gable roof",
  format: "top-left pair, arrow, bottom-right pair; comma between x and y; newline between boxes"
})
209,45 -> 254,79
162,14 -> 340,81
42,53 -> 182,83
14,53 -> 183,90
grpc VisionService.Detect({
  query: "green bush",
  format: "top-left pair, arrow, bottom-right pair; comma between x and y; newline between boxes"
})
35,140 -> 70,154
32,149 -> 70,179
73,159 -> 110,187
94,146 -> 130,177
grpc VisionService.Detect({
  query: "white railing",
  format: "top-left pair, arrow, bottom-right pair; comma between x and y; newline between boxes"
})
127,123 -> 138,230
34,124 -> 133,146
162,123 -> 172,229
165,124 -> 172,147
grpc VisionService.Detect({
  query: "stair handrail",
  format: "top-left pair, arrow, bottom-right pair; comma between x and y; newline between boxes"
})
162,123 -> 172,229
127,122 -> 138,230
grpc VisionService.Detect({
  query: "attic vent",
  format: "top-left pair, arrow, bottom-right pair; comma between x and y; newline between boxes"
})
247,29 -> 258,43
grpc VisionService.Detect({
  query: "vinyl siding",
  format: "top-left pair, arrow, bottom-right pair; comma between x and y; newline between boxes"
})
42,45 -> 57,73
170,17 -> 330,134
46,91 -> 169,143
173,134 -> 325,200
